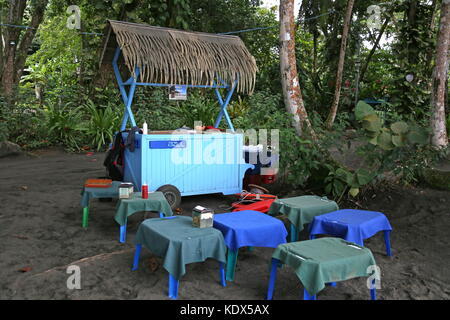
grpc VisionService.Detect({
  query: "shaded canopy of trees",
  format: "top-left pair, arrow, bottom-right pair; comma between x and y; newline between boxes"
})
0,0 -> 448,150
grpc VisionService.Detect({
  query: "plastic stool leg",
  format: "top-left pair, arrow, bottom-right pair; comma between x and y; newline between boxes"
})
309,234 -> 316,240
370,279 -> 377,300
119,224 -> 126,243
82,207 -> 89,228
168,274 -> 179,299
266,258 -> 280,300
384,230 -> 392,256
159,212 -> 164,218
371,288 -> 377,300
303,288 -> 316,300
290,224 -> 298,242
327,282 -> 337,287
132,244 -> 142,271
219,262 -> 226,287
226,249 -> 238,281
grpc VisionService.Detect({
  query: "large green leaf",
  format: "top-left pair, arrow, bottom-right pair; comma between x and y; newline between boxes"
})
390,121 -> 409,134
355,101 -> 376,121
377,131 -> 395,150
407,127 -> 429,145
356,169 -> 373,185
369,133 -> 380,145
362,114 -> 382,132
392,134 -> 406,147
349,188 -> 360,197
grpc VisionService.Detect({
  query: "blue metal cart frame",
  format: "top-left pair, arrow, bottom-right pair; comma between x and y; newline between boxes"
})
112,47 -> 253,204
113,47 -> 238,132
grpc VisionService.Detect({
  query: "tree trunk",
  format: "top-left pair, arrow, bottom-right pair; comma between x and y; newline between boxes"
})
1,0 -> 27,102
325,0 -> 355,130
14,1 -> 48,82
1,0 -> 47,104
431,0 -> 450,148
279,0 -> 314,138
359,17 -> 390,83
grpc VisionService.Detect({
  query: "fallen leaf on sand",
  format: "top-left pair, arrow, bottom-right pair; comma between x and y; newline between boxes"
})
175,208 -> 182,214
20,186 -> 28,191
12,234 -> 29,240
18,267 -> 32,273
147,257 -> 159,272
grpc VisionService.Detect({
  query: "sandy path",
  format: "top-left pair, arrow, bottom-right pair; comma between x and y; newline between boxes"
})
0,149 -> 449,300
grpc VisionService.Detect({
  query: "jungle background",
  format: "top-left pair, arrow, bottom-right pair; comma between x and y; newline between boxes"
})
0,0 -> 449,201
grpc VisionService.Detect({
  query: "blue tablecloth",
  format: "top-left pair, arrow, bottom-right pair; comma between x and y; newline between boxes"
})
309,209 -> 393,246
213,210 -> 288,251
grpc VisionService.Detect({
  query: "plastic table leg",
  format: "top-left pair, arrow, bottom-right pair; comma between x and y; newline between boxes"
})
132,244 -> 142,271
309,234 -> 316,240
82,207 -> 89,228
370,279 -> 377,300
159,212 -> 164,218
327,282 -> 337,287
303,288 -> 316,300
226,249 -> 239,281
266,258 -> 280,300
384,230 -> 392,256
290,224 -> 298,242
119,223 -> 127,243
219,262 -> 226,287
168,274 -> 179,299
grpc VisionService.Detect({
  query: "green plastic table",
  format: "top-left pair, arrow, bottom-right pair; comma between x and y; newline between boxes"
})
80,181 -> 121,228
132,216 -> 227,299
268,195 -> 339,242
267,237 -> 378,300
115,192 -> 173,243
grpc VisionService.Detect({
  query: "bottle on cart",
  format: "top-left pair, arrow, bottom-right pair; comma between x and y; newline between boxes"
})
142,183 -> 148,199
143,121 -> 148,135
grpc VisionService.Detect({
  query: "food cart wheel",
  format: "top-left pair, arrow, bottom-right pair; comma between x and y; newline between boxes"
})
157,185 -> 181,210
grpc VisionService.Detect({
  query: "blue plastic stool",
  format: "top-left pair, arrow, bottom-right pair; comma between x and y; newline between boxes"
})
266,258 -> 376,300
132,244 -> 226,299
119,212 -> 165,243
309,209 -> 393,257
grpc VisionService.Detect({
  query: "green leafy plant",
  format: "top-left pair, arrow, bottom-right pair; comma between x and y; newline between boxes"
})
168,94 -> 218,128
355,100 -> 429,150
324,165 -> 375,201
45,103 -> 86,150
84,100 -> 121,151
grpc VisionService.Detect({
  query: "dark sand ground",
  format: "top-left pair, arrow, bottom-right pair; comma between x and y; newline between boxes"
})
0,148 -> 449,300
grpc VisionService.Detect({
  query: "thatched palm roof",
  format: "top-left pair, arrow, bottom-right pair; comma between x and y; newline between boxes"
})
100,20 -> 257,94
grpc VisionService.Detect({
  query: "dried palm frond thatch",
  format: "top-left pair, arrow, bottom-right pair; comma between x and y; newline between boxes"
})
102,20 -> 258,94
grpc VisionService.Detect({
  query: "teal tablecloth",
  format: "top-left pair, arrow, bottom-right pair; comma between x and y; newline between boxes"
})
272,237 -> 377,295
268,195 -> 339,232
80,181 -> 122,208
135,216 -> 227,280
114,192 -> 173,226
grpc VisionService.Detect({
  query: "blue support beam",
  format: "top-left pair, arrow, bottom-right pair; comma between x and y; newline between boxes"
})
214,79 -> 238,132
113,47 -> 138,130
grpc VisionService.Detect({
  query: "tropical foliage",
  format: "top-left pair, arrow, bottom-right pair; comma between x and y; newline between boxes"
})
0,0 -> 448,202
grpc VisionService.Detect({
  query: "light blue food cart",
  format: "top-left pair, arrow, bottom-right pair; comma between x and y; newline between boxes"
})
101,20 -> 257,208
